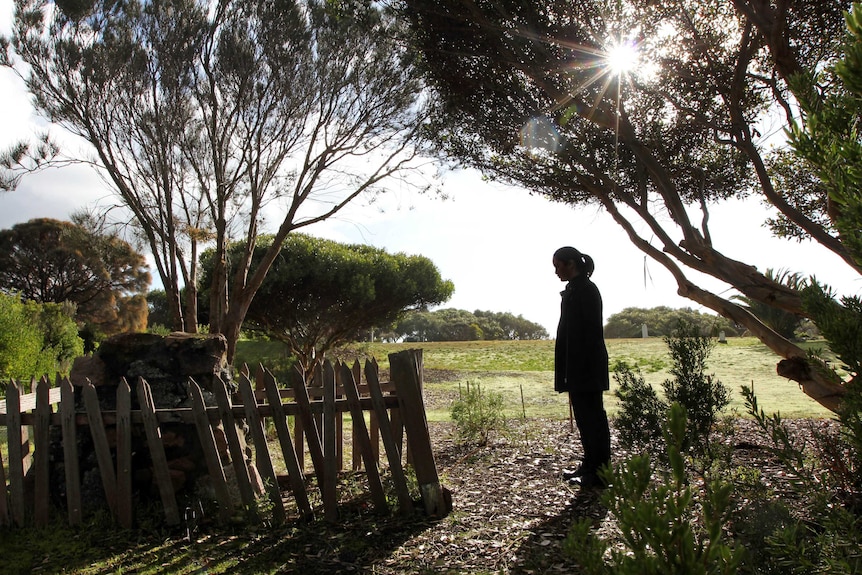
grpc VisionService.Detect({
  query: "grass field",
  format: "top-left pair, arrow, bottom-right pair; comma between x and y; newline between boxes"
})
237,337 -> 838,421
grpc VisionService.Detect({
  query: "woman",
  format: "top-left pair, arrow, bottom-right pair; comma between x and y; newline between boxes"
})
553,246 -> 611,489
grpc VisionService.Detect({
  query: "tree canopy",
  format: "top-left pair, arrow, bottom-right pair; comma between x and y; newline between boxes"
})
401,0 -> 857,411
0,218 -> 150,348
198,234 -> 454,371
2,0 -> 435,362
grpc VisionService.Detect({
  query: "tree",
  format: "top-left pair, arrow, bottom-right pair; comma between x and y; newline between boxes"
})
402,0 -> 856,411
1,0 -> 434,363
788,3 -> 862,386
0,218 -> 150,348
731,269 -> 805,340
198,234 -> 453,372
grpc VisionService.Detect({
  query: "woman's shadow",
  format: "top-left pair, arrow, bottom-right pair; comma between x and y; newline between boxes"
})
510,486 -> 610,574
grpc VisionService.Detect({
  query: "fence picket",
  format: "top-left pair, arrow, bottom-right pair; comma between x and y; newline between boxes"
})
364,360 -> 413,514
390,350 -> 451,518
34,378 -> 51,526
290,367 -> 326,489
322,361 -> 339,522
60,378 -> 82,525
137,377 -> 180,526
188,379 -> 234,523
263,370 -> 313,520
238,373 -> 286,525
116,379 -> 133,529
338,363 -> 387,513
7,382 -> 26,526
212,375 -> 257,513
83,381 -> 118,518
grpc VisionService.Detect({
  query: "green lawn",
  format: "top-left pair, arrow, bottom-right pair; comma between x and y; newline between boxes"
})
238,337 -> 838,421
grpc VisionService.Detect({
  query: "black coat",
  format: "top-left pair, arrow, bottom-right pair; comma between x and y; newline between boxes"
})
554,274 -> 610,393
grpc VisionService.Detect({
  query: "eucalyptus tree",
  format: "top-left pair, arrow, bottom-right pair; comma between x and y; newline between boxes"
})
402,0 -> 855,411
1,0 -> 433,361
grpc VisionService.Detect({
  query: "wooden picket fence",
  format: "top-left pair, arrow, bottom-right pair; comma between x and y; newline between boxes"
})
0,349 -> 448,529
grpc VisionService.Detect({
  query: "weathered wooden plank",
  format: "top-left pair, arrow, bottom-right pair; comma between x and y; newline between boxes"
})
60,378 -> 82,525
116,379 -> 133,529
0,416 -> 7,526
212,375 -> 257,512
137,378 -> 180,526
6,381 -> 29,526
263,371 -> 312,520
290,367 -> 326,488
339,363 -> 387,513
7,382 -> 26,526
322,361 -> 339,522
238,373 -> 286,525
34,378 -> 51,526
364,360 -> 413,514
83,381 -> 118,518
390,349 -> 450,518
188,379 -> 233,523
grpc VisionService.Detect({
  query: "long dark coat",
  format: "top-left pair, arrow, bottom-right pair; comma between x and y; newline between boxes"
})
554,274 -> 610,393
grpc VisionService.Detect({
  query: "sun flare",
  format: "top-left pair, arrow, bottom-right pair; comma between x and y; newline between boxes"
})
604,39 -> 639,76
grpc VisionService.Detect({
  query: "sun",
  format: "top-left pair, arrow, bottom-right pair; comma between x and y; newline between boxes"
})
604,39 -> 640,77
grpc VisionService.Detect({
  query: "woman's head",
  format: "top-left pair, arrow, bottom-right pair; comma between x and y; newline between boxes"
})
553,246 -> 595,280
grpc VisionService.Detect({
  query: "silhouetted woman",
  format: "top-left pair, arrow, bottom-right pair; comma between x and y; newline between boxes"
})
553,246 -> 611,489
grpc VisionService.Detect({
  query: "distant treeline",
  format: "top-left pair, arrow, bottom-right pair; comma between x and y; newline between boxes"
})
380,308 -> 549,342
604,306 -> 740,339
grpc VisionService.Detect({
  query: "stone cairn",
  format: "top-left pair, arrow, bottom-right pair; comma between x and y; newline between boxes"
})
52,332 -> 254,513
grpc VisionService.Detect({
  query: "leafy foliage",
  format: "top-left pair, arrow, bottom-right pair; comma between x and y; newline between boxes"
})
565,403 -> 744,574
401,0 -> 859,408
742,384 -> 862,574
0,292 -> 82,381
614,320 -> 731,461
2,0 -> 434,360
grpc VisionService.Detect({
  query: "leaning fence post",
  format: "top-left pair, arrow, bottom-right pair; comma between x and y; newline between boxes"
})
60,377 -> 82,525
7,380 -> 26,526
389,349 -> 451,518
34,377 -> 51,527
83,381 -> 118,518
116,378 -> 133,529
137,377 -> 180,526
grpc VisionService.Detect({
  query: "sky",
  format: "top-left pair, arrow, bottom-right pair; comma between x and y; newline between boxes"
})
1,2 -> 860,336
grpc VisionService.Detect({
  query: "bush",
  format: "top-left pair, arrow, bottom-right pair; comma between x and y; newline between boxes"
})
741,384 -> 862,574
614,320 -> 731,462
564,403 -> 745,574
0,293 -> 83,383
450,381 -> 505,446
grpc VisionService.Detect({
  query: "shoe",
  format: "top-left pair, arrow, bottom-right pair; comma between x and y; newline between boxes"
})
561,466 -> 584,480
568,473 -> 607,490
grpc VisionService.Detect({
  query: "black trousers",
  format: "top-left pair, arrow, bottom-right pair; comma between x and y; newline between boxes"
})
569,391 -> 611,474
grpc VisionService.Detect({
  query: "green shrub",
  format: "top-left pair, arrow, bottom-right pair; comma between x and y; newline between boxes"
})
564,403 -> 745,574
0,293 -> 83,384
614,320 -> 732,461
450,381 -> 505,445
742,385 -> 862,574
